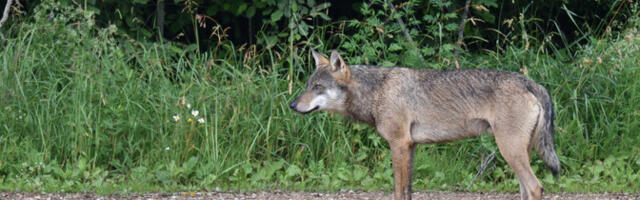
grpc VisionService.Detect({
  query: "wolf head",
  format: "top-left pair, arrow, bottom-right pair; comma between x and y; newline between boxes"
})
289,50 -> 351,114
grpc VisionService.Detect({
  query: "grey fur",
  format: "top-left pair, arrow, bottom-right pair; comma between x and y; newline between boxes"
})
290,50 -> 560,200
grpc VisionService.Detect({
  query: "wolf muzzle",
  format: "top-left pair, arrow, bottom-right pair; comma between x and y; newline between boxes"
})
289,98 -> 318,114
288,99 -> 298,110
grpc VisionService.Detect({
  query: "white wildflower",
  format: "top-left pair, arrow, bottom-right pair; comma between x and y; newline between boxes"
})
172,115 -> 180,122
186,103 -> 191,109
191,110 -> 199,117
197,118 -> 205,124
165,147 -> 170,151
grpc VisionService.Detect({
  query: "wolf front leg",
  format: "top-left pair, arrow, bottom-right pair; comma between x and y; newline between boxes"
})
377,117 -> 416,200
389,139 -> 416,200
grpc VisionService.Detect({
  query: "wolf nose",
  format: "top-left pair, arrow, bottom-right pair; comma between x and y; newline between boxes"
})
289,101 -> 297,110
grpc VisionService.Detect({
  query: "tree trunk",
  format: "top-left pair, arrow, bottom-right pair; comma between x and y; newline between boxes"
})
156,0 -> 165,37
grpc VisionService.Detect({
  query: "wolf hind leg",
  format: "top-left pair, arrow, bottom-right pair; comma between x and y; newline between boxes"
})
494,124 -> 542,200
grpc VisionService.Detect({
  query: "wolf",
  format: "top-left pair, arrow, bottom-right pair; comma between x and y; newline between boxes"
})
289,50 -> 561,200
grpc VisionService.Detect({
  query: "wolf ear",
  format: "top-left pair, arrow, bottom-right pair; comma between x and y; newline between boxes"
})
329,50 -> 351,82
311,49 -> 329,68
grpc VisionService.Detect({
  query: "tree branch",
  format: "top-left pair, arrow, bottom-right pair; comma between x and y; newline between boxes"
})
454,0 -> 472,58
386,0 -> 423,60
601,0 -> 626,39
0,0 -> 13,28
468,151 -> 495,190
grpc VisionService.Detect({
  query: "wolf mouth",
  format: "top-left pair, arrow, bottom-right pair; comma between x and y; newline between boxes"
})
298,106 -> 319,114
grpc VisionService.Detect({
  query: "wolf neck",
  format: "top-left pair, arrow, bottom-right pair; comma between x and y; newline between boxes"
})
342,65 -> 387,126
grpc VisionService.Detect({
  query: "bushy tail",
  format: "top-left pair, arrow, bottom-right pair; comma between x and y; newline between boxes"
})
530,83 -> 561,176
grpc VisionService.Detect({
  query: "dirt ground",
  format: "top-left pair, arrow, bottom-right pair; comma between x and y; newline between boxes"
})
2,191 -> 639,200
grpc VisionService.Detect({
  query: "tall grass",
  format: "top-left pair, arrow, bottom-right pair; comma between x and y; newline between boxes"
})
1,2 -> 639,194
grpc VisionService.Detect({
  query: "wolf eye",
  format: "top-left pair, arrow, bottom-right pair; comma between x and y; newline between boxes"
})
313,84 -> 323,91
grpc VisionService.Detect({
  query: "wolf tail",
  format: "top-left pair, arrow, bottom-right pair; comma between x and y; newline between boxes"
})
529,82 -> 561,176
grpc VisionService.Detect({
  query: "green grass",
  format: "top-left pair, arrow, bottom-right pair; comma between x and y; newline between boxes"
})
1,4 -> 640,195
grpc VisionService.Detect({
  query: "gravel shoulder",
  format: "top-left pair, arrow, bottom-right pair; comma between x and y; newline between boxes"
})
2,191 -> 639,200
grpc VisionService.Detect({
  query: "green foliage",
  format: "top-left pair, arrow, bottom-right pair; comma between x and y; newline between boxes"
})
1,0 -> 640,195
336,0 -> 498,69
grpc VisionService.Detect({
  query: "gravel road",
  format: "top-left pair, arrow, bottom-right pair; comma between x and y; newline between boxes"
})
2,191 -> 639,200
